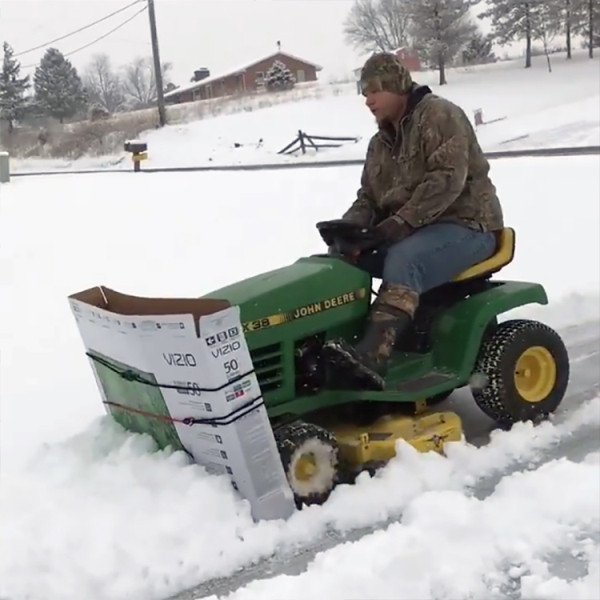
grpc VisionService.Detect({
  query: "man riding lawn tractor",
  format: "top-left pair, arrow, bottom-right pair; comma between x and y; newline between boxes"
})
68,53 -> 570,511
320,52 -> 504,391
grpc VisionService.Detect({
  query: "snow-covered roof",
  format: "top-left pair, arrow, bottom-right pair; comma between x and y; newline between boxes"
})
164,52 -> 323,99
164,69 -> 246,98
260,51 -> 323,72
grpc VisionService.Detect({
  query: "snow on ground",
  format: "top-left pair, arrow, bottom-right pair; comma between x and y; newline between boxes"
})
1,151 -> 599,600
9,51 -> 600,174
203,453 -> 600,600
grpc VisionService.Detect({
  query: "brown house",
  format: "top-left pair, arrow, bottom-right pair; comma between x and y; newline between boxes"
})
165,52 -> 323,104
393,47 -> 421,72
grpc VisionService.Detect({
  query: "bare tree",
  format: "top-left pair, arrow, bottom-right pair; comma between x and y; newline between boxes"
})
343,0 -> 412,54
530,0 -> 561,72
122,56 -> 171,108
535,7 -> 557,71
83,54 -> 125,113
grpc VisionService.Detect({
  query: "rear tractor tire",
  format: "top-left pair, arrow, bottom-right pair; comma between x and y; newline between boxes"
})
470,319 -> 569,428
274,421 -> 338,507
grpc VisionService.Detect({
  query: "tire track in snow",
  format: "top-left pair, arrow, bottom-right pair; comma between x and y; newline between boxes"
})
167,321 -> 599,600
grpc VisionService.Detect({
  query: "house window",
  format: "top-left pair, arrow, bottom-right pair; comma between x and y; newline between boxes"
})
297,69 -> 306,82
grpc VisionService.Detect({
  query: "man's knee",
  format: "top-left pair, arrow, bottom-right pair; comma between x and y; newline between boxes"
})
382,237 -> 429,292
382,257 -> 423,292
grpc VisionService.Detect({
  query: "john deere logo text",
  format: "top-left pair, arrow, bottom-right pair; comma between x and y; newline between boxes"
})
242,287 -> 367,333
293,291 -> 362,319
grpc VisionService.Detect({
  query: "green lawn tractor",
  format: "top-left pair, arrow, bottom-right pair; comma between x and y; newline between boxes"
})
202,221 -> 570,506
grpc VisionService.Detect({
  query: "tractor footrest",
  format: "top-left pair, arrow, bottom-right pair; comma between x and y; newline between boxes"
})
395,371 -> 455,393
329,410 -> 462,468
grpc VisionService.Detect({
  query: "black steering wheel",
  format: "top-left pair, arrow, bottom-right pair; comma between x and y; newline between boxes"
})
316,219 -> 387,276
316,219 -> 379,256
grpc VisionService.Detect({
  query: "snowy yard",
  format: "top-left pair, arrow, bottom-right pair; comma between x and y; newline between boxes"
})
9,51 -> 600,174
1,47 -> 600,600
1,151 -> 599,600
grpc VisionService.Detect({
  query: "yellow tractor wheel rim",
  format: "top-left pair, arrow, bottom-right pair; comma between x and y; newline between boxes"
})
514,346 -> 556,403
294,453 -> 317,481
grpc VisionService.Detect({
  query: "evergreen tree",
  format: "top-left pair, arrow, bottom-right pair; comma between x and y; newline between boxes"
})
34,48 -> 87,122
479,0 -> 539,68
552,0 -> 593,60
571,0 -> 599,57
594,0 -> 600,52
0,42 -> 30,132
462,31 -> 497,65
409,0 -> 477,85
265,60 -> 295,91
564,0 -> 575,59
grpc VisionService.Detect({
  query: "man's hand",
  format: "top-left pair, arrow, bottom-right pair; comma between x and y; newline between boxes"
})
317,219 -> 380,257
375,215 -> 413,243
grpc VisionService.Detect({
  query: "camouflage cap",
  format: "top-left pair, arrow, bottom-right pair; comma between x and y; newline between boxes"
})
360,53 -> 412,96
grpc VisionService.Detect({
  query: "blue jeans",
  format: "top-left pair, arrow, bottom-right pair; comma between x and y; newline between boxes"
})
379,223 -> 497,293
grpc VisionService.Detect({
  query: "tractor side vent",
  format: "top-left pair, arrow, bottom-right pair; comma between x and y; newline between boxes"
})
250,342 -> 283,393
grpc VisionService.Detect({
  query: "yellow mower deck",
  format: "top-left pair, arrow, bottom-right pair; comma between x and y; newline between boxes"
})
328,409 -> 463,468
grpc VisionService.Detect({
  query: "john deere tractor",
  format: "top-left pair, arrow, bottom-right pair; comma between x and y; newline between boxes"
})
202,221 -> 570,506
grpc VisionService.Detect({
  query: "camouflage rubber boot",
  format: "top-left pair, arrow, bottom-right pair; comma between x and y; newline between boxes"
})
322,283 -> 418,390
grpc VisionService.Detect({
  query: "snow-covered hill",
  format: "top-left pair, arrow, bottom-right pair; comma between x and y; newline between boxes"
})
10,50 -> 600,175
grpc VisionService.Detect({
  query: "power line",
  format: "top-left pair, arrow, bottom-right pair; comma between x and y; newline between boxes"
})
21,5 -> 148,70
14,0 -> 144,58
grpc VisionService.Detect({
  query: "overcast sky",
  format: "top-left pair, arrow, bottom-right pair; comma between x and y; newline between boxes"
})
0,0 -> 365,86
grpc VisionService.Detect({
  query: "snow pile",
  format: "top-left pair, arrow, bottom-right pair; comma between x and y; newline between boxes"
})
206,452 -> 600,600
2,401 -> 598,600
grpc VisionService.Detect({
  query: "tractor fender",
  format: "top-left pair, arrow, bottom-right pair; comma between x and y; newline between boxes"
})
430,280 -> 548,380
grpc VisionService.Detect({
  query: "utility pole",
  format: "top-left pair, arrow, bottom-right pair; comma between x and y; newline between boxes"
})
147,0 -> 166,126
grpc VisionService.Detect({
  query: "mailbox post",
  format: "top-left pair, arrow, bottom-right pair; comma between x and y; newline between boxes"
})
124,141 -> 148,172
0,152 -> 9,183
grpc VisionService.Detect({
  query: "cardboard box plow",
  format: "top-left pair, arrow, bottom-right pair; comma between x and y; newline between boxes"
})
68,285 -> 295,521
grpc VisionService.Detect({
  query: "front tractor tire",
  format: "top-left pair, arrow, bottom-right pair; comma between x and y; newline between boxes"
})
470,319 -> 569,428
274,421 -> 338,507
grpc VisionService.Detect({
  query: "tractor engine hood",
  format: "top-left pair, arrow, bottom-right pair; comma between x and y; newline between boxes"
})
202,256 -> 371,338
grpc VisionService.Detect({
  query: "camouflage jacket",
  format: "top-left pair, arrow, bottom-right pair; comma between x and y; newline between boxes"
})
343,85 -> 504,235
